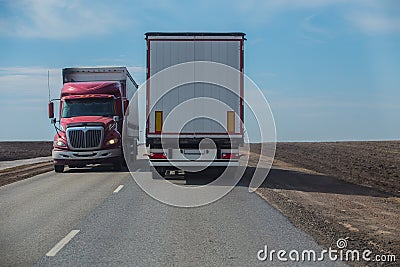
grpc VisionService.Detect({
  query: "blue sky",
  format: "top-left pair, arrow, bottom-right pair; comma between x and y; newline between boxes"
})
0,0 -> 399,141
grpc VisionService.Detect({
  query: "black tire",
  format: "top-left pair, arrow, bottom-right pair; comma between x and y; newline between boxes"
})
54,165 -> 64,173
152,167 -> 166,179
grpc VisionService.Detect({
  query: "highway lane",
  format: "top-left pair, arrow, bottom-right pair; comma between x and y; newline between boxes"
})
29,167 -> 345,267
0,166 -> 130,267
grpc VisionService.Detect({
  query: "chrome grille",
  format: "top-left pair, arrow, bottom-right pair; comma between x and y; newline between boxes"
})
67,126 -> 103,150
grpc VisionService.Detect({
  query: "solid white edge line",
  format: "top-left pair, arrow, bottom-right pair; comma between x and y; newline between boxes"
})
113,185 -> 124,193
46,230 -> 80,257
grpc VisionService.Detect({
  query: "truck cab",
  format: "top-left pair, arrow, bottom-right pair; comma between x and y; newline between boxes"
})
49,67 -> 138,173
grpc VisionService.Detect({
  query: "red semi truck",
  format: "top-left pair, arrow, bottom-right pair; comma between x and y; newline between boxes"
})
48,67 -> 139,173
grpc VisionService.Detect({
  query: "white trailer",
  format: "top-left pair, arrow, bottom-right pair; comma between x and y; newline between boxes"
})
145,32 -> 245,175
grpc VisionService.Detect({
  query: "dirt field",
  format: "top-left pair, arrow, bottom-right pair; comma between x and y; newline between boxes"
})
0,141 -> 52,161
252,141 -> 400,196
251,141 -> 399,266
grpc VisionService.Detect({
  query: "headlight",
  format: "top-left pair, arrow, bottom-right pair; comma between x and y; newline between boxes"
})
54,140 -> 67,147
106,138 -> 119,145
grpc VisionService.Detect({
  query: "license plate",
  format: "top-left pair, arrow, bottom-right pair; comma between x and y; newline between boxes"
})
78,152 -> 95,156
183,149 -> 203,155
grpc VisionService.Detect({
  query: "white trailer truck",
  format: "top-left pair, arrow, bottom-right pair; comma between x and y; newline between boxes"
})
145,32 -> 245,176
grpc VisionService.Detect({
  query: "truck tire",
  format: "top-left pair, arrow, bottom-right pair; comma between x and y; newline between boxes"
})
152,167 -> 166,179
54,165 -> 64,173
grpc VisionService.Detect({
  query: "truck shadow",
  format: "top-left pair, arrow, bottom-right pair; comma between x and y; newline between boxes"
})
63,159 -> 150,173
64,165 -> 129,173
183,167 -> 396,198
64,163 -> 395,198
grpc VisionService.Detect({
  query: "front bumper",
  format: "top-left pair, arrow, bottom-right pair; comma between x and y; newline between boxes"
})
52,148 -> 121,165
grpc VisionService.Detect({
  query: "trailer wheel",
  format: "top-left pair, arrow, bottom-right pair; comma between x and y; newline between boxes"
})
54,165 -> 64,173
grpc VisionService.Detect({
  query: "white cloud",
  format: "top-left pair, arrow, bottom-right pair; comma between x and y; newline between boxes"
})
0,0 -> 132,39
235,0 -> 400,36
0,66 -> 62,99
300,14 -> 332,44
235,0 -> 347,23
303,15 -> 327,34
237,0 -> 348,13
0,66 -> 60,76
0,66 -> 60,140
0,66 -> 145,98
347,12 -> 400,34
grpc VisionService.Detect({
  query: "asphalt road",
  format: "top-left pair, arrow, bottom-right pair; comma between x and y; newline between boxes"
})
0,166 -> 129,267
0,163 -> 346,267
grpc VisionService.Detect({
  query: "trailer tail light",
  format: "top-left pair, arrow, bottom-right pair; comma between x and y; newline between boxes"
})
149,152 -> 167,159
221,153 -> 239,159
155,111 -> 163,133
227,111 -> 235,133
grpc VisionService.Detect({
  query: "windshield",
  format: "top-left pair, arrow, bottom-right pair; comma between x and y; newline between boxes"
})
62,98 -> 115,118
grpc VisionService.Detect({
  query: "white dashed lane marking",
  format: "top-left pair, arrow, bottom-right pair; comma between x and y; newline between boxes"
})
46,230 -> 80,257
113,185 -> 124,193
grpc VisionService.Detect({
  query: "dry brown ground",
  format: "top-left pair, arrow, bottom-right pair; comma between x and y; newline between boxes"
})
250,141 -> 399,266
0,141 -> 52,161
252,141 -> 400,196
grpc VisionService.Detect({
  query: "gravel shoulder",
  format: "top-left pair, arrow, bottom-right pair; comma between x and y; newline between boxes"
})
251,142 -> 399,266
0,162 -> 53,187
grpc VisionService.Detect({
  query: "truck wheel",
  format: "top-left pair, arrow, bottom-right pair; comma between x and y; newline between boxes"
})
152,167 -> 166,179
54,165 -> 64,173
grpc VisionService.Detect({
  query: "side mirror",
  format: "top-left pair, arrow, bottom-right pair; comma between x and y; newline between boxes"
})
113,115 -> 120,122
48,102 -> 54,118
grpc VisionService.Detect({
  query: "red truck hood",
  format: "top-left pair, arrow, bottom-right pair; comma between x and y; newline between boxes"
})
60,116 -> 113,128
